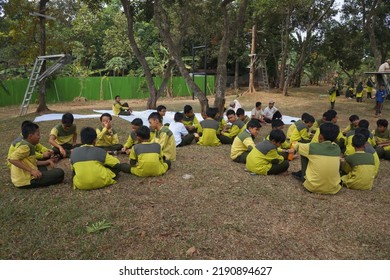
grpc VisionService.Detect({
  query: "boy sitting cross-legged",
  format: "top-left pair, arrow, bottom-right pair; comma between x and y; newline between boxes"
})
49,112 -> 78,158
197,107 -> 222,146
121,126 -> 171,177
219,109 -> 245,144
121,118 -> 143,155
70,127 -> 124,190
95,113 -> 123,153
341,133 -> 375,190
182,105 -> 201,133
8,122 -> 64,188
231,119 -> 261,163
245,129 -> 289,175
148,112 -> 176,161
293,122 -> 342,194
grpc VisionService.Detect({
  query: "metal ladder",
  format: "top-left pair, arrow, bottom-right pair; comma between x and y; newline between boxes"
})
257,57 -> 269,91
19,54 -> 67,116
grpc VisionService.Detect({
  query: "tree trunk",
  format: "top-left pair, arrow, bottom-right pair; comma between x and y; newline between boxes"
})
214,0 -> 248,114
278,8 -> 290,91
36,0 -> 49,113
154,0 -> 209,113
244,24 -> 257,95
364,1 -> 382,69
234,59 -> 239,90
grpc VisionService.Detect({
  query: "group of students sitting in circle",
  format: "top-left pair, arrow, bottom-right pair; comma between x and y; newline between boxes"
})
7,97 -> 389,194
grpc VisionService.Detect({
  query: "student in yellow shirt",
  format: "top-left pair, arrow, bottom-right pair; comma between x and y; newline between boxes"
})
293,122 -> 342,195
290,114 -> 315,145
70,127 -> 123,190
183,105 -> 201,133
121,126 -> 170,177
266,119 -> 292,159
341,133 -> 375,190
372,119 -> 390,159
197,107 -> 222,146
112,95 -> 132,116
7,120 -> 53,169
219,109 -> 245,144
231,120 -> 261,163
345,119 -> 376,156
236,108 -> 251,124
286,112 -> 310,140
245,130 -> 289,175
95,113 -> 123,153
121,118 -> 143,154
8,122 -> 64,188
49,112 -> 78,158
342,114 -> 359,136
148,112 -> 176,161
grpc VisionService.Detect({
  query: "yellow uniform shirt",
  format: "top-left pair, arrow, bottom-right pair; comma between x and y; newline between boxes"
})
246,139 -> 284,175
70,145 -> 120,190
7,134 -> 49,168
130,142 -> 168,177
9,140 -> 37,187
154,126 -> 176,161
345,130 -> 376,156
341,151 -> 375,190
182,114 -> 201,132
124,131 -> 138,149
50,124 -> 77,145
297,141 -> 341,194
223,119 -> 245,138
95,126 -> 119,147
112,101 -> 129,115
290,122 -> 311,144
311,123 -> 345,144
197,119 -> 221,146
230,129 -> 255,160
286,120 -> 301,139
372,128 -> 390,151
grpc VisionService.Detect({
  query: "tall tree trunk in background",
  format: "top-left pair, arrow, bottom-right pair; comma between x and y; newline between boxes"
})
234,59 -> 239,91
245,24 -> 257,95
278,8 -> 290,91
214,0 -> 248,114
363,0 -> 382,69
154,0 -> 209,113
121,0 -> 172,109
36,0 -> 49,113
282,0 -> 334,96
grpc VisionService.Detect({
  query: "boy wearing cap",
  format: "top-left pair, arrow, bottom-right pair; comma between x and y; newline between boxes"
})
263,100 -> 278,123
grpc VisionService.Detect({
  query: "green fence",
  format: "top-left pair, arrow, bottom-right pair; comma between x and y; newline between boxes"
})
0,76 -> 215,107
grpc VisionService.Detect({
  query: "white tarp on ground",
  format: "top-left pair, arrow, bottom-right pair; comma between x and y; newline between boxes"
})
33,110 -> 299,125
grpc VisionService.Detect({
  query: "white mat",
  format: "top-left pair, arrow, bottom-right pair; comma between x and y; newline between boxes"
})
33,110 -> 299,125
34,113 -> 101,123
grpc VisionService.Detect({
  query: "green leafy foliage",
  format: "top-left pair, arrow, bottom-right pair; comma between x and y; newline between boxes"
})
86,220 -> 112,234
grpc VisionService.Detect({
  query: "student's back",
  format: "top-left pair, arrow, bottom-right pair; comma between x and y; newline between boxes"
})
130,142 -> 169,177
71,145 -> 120,190
197,118 -> 221,146
342,151 -> 375,190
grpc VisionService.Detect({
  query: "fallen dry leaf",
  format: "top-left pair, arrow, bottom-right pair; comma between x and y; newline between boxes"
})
186,246 -> 197,256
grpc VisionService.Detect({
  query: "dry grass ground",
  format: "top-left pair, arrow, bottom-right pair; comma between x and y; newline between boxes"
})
0,86 -> 389,260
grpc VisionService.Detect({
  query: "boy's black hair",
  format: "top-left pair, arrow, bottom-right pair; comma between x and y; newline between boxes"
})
80,127 -> 97,145
301,112 -> 310,121
157,105 -> 167,112
358,119 -> 369,129
100,112 -> 112,122
148,112 -> 162,123
324,110 -> 337,122
21,120 -> 33,129
354,127 -> 369,142
22,122 -> 39,139
255,101 -> 262,107
131,118 -> 143,126
236,108 -> 245,116
269,129 -> 286,144
352,134 -> 366,148
114,95 -> 120,99
247,119 -> 262,129
62,112 -> 74,125
226,109 -> 235,116
136,125 -> 150,140
304,115 -> 315,124
206,107 -> 217,119
349,114 -> 359,122
184,105 -> 193,114
319,122 -> 340,142
272,111 -> 282,120
377,119 -> 388,128
271,119 -> 284,128
174,112 -> 184,122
